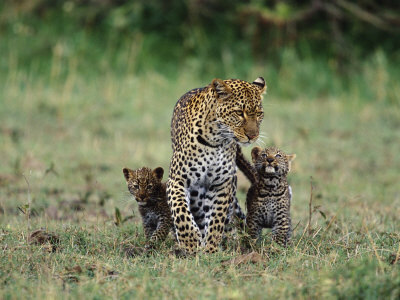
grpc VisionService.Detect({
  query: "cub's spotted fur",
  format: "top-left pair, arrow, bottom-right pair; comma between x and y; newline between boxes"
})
167,77 -> 266,253
245,146 -> 296,246
123,167 -> 172,247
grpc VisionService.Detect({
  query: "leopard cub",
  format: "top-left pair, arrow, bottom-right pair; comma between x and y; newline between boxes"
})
245,146 -> 296,246
123,167 -> 173,247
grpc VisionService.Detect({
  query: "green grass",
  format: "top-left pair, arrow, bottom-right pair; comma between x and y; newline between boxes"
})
1,41 -> 400,299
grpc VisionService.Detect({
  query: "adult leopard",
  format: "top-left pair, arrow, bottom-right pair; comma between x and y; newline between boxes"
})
167,77 -> 266,253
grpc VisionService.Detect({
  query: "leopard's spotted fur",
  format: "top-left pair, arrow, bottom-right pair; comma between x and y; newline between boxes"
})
123,167 -> 173,247
245,146 -> 296,246
167,77 -> 266,253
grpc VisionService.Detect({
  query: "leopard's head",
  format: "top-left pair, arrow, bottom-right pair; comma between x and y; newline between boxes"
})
251,146 -> 296,177
212,77 -> 266,145
123,167 -> 164,206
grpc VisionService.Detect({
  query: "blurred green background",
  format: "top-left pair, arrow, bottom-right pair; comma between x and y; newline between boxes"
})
1,0 -> 400,96
0,1 -> 399,299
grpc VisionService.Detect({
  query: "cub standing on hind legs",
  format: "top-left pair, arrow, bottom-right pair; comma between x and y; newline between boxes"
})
167,77 -> 267,254
245,146 -> 296,247
123,167 -> 173,248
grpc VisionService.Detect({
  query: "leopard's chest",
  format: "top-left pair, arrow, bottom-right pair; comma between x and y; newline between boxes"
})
255,197 -> 276,227
140,210 -> 159,228
139,202 -> 166,224
184,142 -> 237,234
186,143 -> 236,186
254,189 -> 290,227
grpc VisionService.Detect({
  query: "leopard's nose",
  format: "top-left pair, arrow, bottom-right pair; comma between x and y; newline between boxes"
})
267,157 -> 274,163
246,133 -> 257,140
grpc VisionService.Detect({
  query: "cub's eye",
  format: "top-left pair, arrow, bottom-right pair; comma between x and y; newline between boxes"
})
261,153 -> 267,158
275,154 -> 282,158
133,184 -> 139,189
147,184 -> 153,190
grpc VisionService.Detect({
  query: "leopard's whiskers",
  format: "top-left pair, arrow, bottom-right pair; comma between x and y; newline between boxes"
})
116,191 -> 136,208
255,138 -> 266,148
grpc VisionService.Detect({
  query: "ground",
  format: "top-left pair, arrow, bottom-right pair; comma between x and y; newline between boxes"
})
0,69 -> 399,299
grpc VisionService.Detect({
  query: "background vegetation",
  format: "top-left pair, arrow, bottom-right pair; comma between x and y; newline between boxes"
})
0,0 -> 399,299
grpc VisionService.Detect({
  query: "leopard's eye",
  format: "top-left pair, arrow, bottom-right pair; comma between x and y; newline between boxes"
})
147,184 -> 153,190
275,154 -> 282,158
133,184 -> 139,189
235,110 -> 244,117
261,153 -> 267,158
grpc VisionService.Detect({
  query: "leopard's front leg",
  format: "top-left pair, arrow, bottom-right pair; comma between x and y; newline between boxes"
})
245,210 -> 263,241
148,216 -> 172,246
143,225 -> 155,240
167,176 -> 201,254
140,210 -> 156,240
245,187 -> 263,241
203,178 -> 233,253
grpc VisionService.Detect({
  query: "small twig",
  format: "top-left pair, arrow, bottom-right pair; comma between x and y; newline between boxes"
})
308,176 -> 314,236
22,173 -> 32,244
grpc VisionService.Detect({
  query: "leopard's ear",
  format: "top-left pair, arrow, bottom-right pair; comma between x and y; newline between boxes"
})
251,146 -> 263,163
153,167 -> 164,181
123,168 -> 134,182
252,77 -> 267,95
211,78 -> 231,100
287,154 -> 296,172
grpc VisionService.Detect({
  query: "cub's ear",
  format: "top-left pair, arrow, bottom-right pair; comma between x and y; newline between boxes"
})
251,146 -> 263,163
153,167 -> 164,181
123,168 -> 134,182
252,77 -> 267,95
211,78 -> 231,100
287,154 -> 296,172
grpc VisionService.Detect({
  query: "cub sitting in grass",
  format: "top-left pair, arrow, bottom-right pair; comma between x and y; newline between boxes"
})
244,146 -> 296,247
123,167 -> 173,247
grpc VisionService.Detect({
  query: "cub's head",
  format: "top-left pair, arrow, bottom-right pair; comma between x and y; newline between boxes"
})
211,77 -> 266,145
122,167 -> 164,206
251,146 -> 296,177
